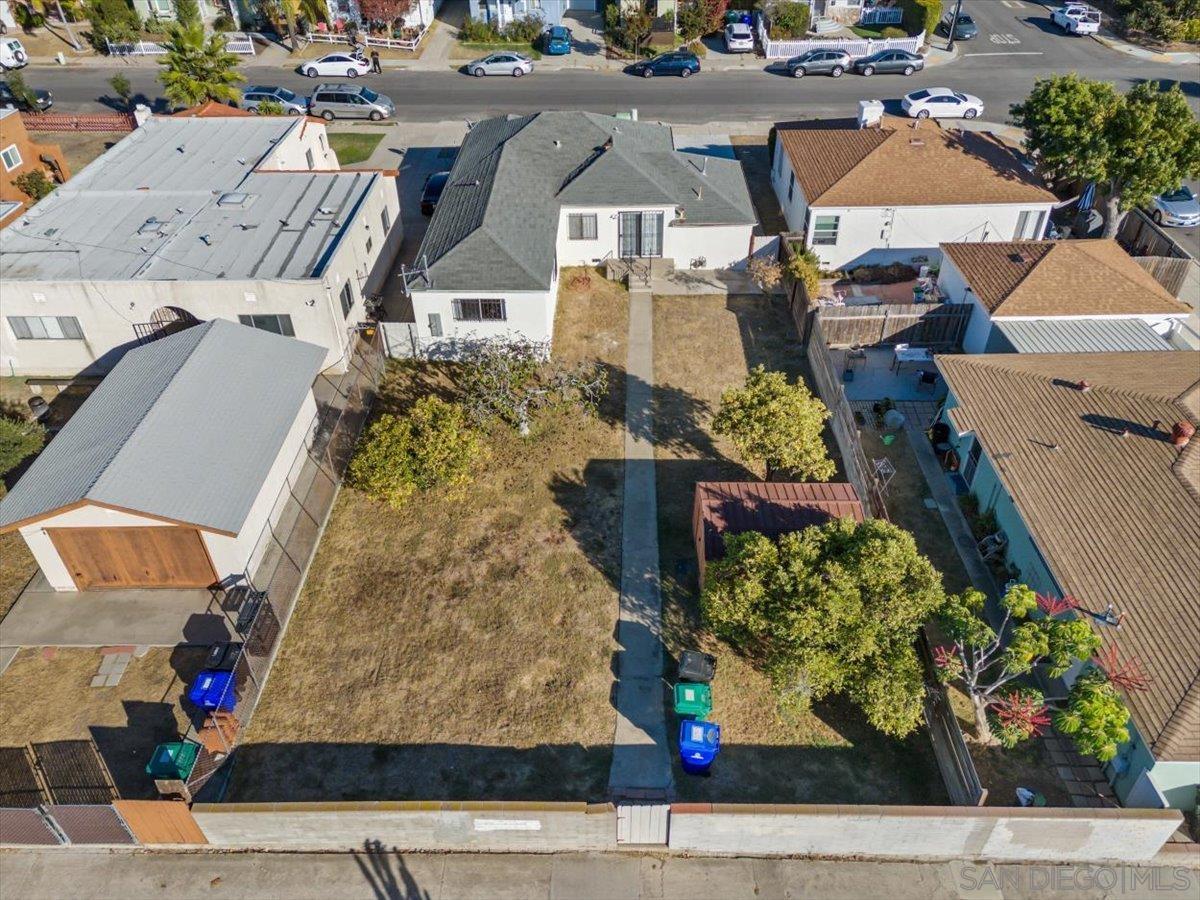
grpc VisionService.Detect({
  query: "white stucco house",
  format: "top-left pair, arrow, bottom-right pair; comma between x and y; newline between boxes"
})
406,111 -> 757,350
938,240 -> 1192,354
0,106 -> 401,376
771,115 -> 1057,272
0,319 -> 325,592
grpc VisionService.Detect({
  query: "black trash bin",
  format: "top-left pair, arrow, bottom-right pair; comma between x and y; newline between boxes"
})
678,650 -> 717,683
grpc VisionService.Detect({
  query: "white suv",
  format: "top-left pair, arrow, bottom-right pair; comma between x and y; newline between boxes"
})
1051,4 -> 1101,35
724,22 -> 754,53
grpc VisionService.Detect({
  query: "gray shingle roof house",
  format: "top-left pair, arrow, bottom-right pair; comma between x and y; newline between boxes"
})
408,111 -> 757,348
0,319 -> 325,592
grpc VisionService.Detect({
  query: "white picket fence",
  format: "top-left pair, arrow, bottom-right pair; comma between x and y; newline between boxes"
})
106,31 -> 258,56
304,25 -> 426,52
756,14 -> 923,59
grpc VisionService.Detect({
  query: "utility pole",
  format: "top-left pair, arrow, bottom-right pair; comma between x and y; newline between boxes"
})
946,0 -> 964,52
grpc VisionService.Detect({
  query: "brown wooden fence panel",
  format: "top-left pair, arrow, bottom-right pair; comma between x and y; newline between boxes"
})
1119,208 -> 1193,261
21,112 -> 136,133
1135,255 -> 1198,299
817,304 -> 971,348
114,800 -> 207,844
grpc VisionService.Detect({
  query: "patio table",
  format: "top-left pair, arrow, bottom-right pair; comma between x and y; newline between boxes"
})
891,346 -> 934,372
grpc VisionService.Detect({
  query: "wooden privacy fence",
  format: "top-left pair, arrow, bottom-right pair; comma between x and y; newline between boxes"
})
817,303 -> 970,348
21,112 -> 135,133
1135,255 -> 1199,300
1119,208 -> 1194,262
918,631 -> 987,806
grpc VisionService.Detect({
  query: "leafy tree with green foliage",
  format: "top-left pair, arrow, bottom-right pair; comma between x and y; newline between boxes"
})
0,415 -> 46,477
14,170 -> 56,202
4,72 -> 38,109
677,0 -> 728,42
898,0 -> 939,39
1011,76 -> 1200,238
173,0 -> 201,28
349,396 -> 483,509
702,518 -> 949,738
1119,0 -> 1188,41
764,0 -> 810,39
712,365 -> 834,481
253,98 -> 286,115
458,337 -> 607,437
158,20 -> 244,108
785,244 -> 820,300
108,72 -> 134,109
1055,669 -> 1132,762
605,3 -> 653,56
86,0 -> 141,51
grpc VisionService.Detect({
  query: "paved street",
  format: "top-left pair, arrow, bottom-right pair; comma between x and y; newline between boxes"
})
2,849 -> 1197,899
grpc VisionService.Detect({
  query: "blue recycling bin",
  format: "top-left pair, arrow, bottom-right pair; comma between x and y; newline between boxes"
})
188,668 -> 237,712
679,720 -> 721,774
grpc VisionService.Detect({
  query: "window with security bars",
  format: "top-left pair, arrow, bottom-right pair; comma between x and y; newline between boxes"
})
812,215 -> 840,246
238,314 -> 295,337
7,315 -> 84,340
568,213 -> 598,240
452,298 -> 506,322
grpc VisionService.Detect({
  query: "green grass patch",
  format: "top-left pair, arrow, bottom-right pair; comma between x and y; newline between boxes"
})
850,25 -> 884,38
451,41 -> 542,60
328,132 -> 386,166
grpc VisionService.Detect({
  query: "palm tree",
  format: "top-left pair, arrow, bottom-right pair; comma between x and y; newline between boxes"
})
279,0 -> 301,52
158,21 -> 245,109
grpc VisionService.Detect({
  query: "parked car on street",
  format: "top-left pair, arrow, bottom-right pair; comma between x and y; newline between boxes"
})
785,48 -> 851,78
724,21 -> 754,52
241,85 -> 308,115
853,49 -> 924,77
937,12 -> 978,40
542,25 -> 572,55
1151,186 -> 1200,227
901,86 -> 984,119
308,83 -> 395,120
0,79 -> 52,111
631,51 -> 701,77
301,52 -> 372,79
1051,3 -> 1101,34
467,52 -> 535,77
0,37 -> 27,70
421,171 -> 450,215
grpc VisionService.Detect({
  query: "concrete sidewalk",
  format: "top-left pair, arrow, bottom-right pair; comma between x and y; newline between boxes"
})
2,849 -> 1195,899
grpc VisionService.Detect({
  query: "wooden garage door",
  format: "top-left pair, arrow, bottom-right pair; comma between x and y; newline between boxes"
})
47,527 -> 217,590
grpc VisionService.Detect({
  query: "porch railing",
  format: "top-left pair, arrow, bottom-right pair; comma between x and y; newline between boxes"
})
303,25 -> 426,52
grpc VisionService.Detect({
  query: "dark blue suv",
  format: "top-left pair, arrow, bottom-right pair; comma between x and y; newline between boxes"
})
632,51 -> 700,78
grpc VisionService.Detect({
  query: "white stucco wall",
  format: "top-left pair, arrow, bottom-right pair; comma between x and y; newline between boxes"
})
770,143 -> 809,235
260,120 -> 339,172
407,286 -> 558,347
0,175 -> 400,376
19,506 -> 175,591
554,206 -> 752,270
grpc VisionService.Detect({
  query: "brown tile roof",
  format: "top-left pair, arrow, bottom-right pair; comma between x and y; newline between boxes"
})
941,240 -> 1191,317
776,117 -> 1056,208
938,352 -> 1200,762
693,481 -> 865,562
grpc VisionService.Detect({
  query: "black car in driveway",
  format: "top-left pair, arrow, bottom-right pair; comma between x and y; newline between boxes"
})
630,51 -> 701,78
937,12 -> 978,40
0,79 -> 52,111
852,49 -> 924,77
785,49 -> 851,78
421,171 -> 450,216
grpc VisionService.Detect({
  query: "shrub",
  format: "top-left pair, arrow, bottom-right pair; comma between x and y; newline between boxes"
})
766,1 -> 810,38
87,0 -> 143,50
254,98 -> 286,115
880,25 -> 907,38
1122,0 -> 1183,40
213,11 -> 237,31
1182,17 -> 1200,40
348,396 -> 484,509
14,170 -> 56,202
0,416 -> 45,477
785,244 -> 820,299
460,14 -> 502,42
108,72 -> 133,108
502,13 -> 543,42
898,0 -> 939,38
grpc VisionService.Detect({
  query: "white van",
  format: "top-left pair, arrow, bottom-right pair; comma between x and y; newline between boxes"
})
1051,4 -> 1101,35
0,37 -> 28,70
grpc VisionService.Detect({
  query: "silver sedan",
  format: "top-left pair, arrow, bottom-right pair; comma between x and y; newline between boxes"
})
466,52 -> 534,77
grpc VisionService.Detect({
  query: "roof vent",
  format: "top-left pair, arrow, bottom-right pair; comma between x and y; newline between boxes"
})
318,206 -> 335,215
237,157 -> 247,165
1171,421 -> 1195,447
553,139 -> 561,148
199,234 -> 212,245
1076,380 -> 1091,393
176,146 -> 185,153
909,139 -> 924,147
218,192 -> 251,208
1008,252 -> 1026,264
137,217 -> 162,235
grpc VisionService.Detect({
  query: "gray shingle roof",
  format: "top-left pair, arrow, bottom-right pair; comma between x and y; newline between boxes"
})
416,112 -> 756,292
0,319 -> 326,535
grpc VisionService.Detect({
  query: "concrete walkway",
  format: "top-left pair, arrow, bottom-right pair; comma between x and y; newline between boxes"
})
608,289 -> 673,798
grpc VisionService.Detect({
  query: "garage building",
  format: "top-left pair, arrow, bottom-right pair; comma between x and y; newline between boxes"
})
0,319 -> 326,592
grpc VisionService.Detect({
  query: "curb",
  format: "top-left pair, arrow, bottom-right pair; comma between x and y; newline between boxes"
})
1026,0 -> 1200,64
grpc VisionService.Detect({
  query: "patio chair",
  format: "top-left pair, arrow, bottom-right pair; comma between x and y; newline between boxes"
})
916,369 -> 938,393
978,531 -> 1008,561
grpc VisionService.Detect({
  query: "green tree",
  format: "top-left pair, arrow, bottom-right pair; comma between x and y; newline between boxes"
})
898,0 -> 939,39
253,98 -> 286,115
349,396 -> 484,509
764,0 -> 810,39
1011,76 -> 1200,238
86,0 -> 142,51
0,415 -> 46,477
702,518 -> 948,738
4,72 -> 38,110
1055,669 -> 1131,762
458,337 -> 607,437
677,0 -> 728,41
158,21 -> 245,108
174,0 -> 201,28
712,365 -> 834,481
14,170 -> 56,202
108,72 -> 133,109
785,244 -> 820,300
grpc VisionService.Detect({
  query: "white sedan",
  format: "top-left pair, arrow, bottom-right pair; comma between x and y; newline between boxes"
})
724,22 -> 754,53
301,53 -> 372,79
901,86 -> 984,120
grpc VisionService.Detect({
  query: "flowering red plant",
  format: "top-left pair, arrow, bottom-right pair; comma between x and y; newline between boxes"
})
990,690 -> 1051,740
1093,644 -> 1151,693
1036,593 -> 1076,617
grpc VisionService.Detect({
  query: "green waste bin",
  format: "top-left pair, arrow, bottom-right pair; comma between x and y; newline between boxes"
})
146,741 -> 200,781
674,682 -> 713,719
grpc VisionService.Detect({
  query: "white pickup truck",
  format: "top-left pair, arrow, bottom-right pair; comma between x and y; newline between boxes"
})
1051,4 -> 1101,35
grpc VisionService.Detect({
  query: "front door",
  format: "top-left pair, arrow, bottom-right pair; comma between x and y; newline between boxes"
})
48,526 -> 217,590
618,211 -> 664,258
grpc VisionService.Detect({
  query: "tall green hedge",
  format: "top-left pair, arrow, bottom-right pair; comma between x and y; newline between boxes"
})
899,0 -> 940,38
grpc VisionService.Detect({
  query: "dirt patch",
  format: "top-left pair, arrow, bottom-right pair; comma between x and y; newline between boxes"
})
227,269 -> 627,802
653,293 -> 943,804
729,135 -> 788,235
27,131 -> 128,176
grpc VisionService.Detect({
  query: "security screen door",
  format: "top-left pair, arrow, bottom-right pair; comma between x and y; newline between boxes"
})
618,211 -> 664,258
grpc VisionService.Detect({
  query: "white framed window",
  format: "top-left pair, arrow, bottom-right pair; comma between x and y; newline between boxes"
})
452,298 -> 506,322
428,313 -> 443,337
812,215 -> 840,246
238,314 -> 295,336
1,145 -> 22,172
567,213 -> 598,240
7,315 -> 84,340
153,0 -> 172,14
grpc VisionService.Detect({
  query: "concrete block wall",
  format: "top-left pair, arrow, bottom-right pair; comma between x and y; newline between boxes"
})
667,804 -> 1183,863
191,801 -> 617,853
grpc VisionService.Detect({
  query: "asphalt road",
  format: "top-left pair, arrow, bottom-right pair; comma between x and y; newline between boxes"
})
17,0 -> 1199,124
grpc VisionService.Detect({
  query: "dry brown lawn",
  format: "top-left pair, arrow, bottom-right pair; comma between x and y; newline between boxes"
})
654,293 -> 945,804
28,132 -> 127,176
0,647 -> 206,798
228,269 -> 626,802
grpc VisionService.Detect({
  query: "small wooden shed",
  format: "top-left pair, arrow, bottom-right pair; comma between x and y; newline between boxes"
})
692,481 -> 866,586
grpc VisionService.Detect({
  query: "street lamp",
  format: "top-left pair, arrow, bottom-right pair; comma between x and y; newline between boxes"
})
946,0 -> 964,52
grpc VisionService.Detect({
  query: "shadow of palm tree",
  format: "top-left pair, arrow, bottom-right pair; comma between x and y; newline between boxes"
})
352,839 -> 432,900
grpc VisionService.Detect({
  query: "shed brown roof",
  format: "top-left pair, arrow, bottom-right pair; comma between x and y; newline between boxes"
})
939,352 -> 1200,762
941,240 -> 1190,317
694,481 -> 865,562
776,117 -> 1056,208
